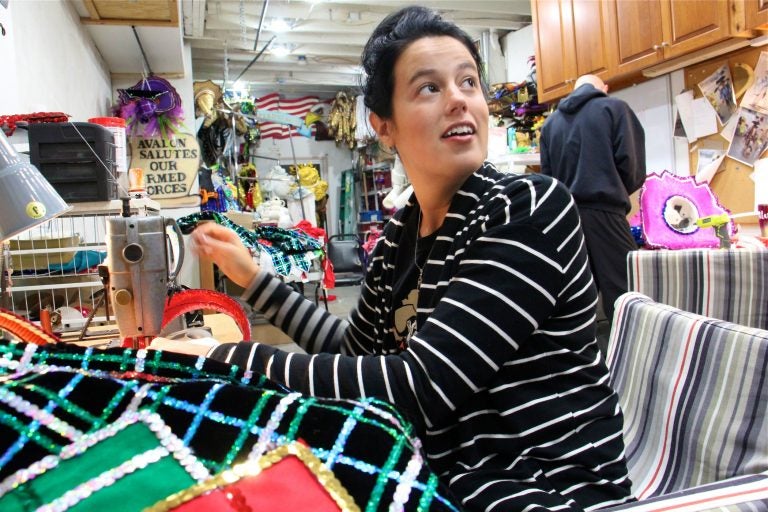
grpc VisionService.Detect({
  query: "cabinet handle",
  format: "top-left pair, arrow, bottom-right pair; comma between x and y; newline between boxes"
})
653,44 -> 661,51
661,41 -> 670,47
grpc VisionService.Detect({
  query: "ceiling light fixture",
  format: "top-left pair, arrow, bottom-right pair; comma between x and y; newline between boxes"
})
271,45 -> 291,57
270,18 -> 292,33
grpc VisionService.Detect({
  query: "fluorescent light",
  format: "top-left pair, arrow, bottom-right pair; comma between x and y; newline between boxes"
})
643,38 -> 751,78
750,34 -> 768,47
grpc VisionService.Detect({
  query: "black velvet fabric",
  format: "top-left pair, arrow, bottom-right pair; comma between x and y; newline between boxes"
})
0,339 -> 460,511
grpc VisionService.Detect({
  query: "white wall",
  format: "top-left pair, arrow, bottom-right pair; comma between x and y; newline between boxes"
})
1,0 -> 111,121
0,5 -> 18,115
611,75 -> 677,175
503,26 -> 535,83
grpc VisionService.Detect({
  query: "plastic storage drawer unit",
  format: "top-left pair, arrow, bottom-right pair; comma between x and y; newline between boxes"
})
28,122 -> 116,202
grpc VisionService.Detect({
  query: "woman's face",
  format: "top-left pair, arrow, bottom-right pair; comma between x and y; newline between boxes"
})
371,36 -> 489,186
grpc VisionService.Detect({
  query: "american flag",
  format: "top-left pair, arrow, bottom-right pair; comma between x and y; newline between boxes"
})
255,93 -> 320,139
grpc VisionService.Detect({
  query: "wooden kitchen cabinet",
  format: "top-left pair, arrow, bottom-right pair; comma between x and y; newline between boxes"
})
609,0 -> 732,76
607,0 -> 666,75
661,1 -> 733,57
534,0 -> 742,103
532,0 -> 612,103
745,0 -> 768,27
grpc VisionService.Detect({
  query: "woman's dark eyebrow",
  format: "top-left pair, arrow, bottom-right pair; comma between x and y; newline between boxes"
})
407,61 -> 477,86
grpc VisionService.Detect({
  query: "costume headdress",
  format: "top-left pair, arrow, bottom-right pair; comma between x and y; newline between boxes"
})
115,75 -> 184,138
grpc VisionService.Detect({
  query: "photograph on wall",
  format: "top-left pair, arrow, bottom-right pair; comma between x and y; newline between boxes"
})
740,51 -> 768,115
726,107 -> 768,167
698,63 -> 737,126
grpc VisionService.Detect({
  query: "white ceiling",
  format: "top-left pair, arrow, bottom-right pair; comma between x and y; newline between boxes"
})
75,0 -> 532,97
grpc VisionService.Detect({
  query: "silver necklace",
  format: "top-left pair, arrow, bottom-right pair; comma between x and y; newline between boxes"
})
414,210 -> 424,289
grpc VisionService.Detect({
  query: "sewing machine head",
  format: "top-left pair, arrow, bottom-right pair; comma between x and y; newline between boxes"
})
106,199 -> 184,348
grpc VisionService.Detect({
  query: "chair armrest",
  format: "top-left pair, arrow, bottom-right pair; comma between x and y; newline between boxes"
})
602,472 -> 768,511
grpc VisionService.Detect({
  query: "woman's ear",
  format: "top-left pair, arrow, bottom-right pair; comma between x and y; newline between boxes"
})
369,111 -> 394,148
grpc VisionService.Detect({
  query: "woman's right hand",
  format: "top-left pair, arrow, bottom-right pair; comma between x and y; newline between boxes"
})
191,222 -> 261,288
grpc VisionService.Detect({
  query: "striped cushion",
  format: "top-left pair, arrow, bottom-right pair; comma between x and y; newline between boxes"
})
626,249 -> 768,329
606,292 -> 768,500
604,472 -> 768,511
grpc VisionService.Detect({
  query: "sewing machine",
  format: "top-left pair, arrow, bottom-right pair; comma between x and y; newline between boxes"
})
106,198 -> 185,348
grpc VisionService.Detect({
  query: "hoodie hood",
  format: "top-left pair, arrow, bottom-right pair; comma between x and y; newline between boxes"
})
557,84 -> 607,114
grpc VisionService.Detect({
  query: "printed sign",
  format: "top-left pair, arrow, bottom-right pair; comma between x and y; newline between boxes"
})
128,133 -> 200,199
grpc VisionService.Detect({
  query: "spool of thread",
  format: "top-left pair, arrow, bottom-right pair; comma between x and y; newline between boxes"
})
39,307 -> 53,335
88,117 -> 128,174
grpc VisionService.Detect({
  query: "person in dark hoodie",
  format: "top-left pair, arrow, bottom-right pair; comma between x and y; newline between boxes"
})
539,74 -> 646,330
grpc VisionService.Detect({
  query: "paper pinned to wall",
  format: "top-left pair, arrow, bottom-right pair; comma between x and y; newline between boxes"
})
675,90 -> 697,143
692,97 -> 719,139
674,91 -> 719,142
697,63 -> 737,126
696,148 -> 726,183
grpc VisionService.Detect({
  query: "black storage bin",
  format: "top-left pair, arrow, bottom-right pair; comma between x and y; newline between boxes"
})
28,122 -> 116,203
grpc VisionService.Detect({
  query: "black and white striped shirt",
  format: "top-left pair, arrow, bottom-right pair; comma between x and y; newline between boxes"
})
209,163 -> 634,511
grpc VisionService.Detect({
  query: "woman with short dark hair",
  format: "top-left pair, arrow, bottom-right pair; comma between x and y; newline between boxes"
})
183,6 -> 634,510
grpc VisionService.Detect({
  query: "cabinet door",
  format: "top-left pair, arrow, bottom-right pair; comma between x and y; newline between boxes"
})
661,0 -> 732,58
533,0 -> 612,103
745,0 -> 768,28
572,0 -> 612,77
532,0 -> 576,102
608,0 -> 666,75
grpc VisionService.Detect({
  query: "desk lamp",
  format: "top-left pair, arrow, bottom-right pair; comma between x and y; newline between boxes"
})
0,130 -> 71,240
0,129 -> 71,323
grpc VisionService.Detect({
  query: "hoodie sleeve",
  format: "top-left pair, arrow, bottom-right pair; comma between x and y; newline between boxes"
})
539,123 -> 552,176
612,104 -> 646,195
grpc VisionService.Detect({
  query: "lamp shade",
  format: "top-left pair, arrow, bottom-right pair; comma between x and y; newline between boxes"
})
0,130 -> 71,240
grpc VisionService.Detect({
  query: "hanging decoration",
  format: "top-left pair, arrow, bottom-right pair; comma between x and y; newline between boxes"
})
292,163 -> 328,201
238,162 -> 263,210
328,91 -> 357,149
115,76 -> 185,139
128,132 -> 200,201
193,80 -> 223,128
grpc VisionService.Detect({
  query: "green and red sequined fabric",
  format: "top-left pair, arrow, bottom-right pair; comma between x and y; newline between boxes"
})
0,340 -> 458,511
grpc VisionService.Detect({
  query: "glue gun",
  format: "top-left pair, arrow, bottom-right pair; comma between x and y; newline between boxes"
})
694,213 -> 730,228
695,214 -> 731,248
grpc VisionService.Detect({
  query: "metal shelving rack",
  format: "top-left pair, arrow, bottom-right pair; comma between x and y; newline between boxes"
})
4,201 -> 126,333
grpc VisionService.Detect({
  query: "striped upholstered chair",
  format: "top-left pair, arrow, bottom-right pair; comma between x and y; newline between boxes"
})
626,249 -> 768,329
603,292 -> 768,511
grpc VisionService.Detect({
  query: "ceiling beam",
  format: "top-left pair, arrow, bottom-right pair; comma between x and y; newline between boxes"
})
182,0 -> 206,38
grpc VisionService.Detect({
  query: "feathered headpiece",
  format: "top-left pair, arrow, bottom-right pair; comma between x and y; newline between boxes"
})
115,76 -> 184,138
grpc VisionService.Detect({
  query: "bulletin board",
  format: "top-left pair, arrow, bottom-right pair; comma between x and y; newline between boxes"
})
684,45 -> 766,224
